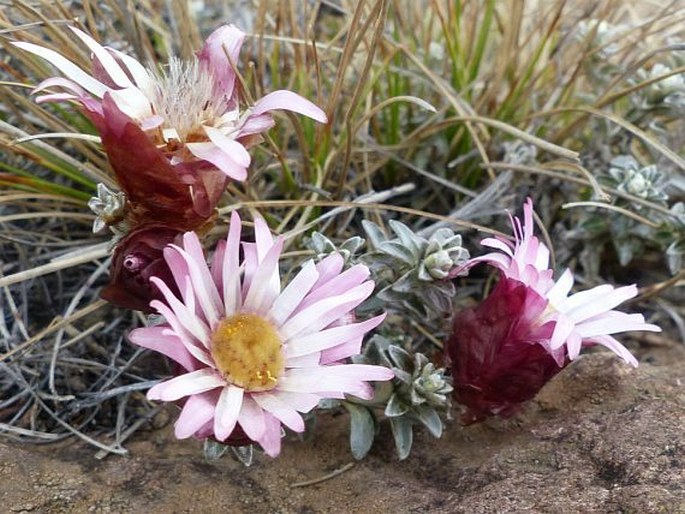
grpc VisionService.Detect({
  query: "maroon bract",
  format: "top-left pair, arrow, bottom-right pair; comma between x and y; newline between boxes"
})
101,225 -> 182,312
447,277 -> 560,424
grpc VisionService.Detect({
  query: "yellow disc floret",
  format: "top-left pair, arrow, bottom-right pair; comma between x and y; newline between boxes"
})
210,313 -> 284,392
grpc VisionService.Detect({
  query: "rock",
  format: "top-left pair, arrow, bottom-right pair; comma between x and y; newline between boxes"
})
1,351 -> 683,513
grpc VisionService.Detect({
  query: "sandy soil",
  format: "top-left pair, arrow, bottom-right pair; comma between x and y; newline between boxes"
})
1,343 -> 684,514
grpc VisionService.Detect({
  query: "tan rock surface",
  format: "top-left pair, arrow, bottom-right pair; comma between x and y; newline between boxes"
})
1,348 -> 684,514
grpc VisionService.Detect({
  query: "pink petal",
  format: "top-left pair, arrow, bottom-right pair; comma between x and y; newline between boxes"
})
268,260 -> 319,326
147,368 -> 224,402
241,242 -> 258,296
254,217 -> 281,298
213,385 -> 244,441
237,113 -> 275,137
278,373 -> 373,399
150,276 -> 211,345
179,232 -> 223,325
35,93 -> 80,103
161,326 -> 214,368
548,314 -> 575,351
283,353 -> 321,368
279,364 -> 394,398
279,282 -> 375,340
319,337 -> 363,365
162,247 -> 192,305
480,237 -> 514,256
253,216 -> 274,259
237,395 -> 266,442
296,263 -> 370,313
129,325 -> 198,372
175,392 -> 217,439
204,126 -> 250,167
252,90 -> 328,123
197,24 -> 245,99
284,313 -> 386,358
186,141 -> 248,181
140,115 -> 165,130
259,412 -> 283,457
314,254 -> 344,287
210,239 -> 226,293
34,77 -> 87,97
585,335 -> 639,367
253,392 -> 305,432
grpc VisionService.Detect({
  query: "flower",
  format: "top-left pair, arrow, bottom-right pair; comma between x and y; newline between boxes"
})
447,198 -> 660,421
13,25 -> 327,228
471,198 -> 660,365
128,212 -> 394,456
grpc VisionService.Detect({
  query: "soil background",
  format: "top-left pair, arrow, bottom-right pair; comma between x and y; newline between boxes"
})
1,343 -> 684,514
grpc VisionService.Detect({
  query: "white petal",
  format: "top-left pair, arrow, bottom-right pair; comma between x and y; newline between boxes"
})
213,385 -> 244,441
148,369 -> 224,402
242,237 -> 284,314
585,335 -> 639,367
576,312 -> 661,338
107,86 -> 153,120
285,314 -> 385,358
271,390 -> 321,413
253,392 -> 304,432
69,27 -> 134,88
109,47 -> 153,92
222,211 -> 243,315
564,285 -> 638,323
12,41 -> 108,97
546,268 -> 574,307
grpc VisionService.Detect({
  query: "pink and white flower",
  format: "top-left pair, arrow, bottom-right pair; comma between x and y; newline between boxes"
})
128,212 -> 393,456
13,26 -> 327,225
446,198 -> 660,422
472,198 -> 660,367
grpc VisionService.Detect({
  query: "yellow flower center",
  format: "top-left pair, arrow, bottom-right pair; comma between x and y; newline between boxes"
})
210,313 -> 284,392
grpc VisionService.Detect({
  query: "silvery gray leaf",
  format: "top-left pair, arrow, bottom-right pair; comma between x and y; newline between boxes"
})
384,393 -> 409,418
390,417 -> 413,460
345,402 -> 376,460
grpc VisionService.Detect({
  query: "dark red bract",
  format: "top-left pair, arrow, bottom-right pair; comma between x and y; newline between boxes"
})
446,277 -> 564,424
101,225 -> 182,312
87,94 -> 227,230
